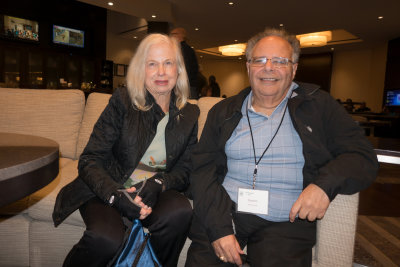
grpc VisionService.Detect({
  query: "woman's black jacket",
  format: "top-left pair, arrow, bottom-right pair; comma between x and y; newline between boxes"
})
53,87 -> 199,226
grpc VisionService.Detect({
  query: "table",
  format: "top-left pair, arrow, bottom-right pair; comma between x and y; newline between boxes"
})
359,137 -> 400,216
367,136 -> 400,165
0,133 -> 59,207
351,112 -> 400,122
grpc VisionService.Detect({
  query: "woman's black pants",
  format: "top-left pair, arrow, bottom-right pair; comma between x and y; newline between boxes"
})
63,190 -> 192,267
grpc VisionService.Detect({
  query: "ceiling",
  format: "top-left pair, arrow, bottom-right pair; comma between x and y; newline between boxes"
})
79,0 -> 400,58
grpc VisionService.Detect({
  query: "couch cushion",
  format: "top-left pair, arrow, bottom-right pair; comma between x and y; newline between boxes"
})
0,88 -> 85,159
59,157 -> 73,168
187,99 -> 198,105
0,214 -> 30,266
196,97 -> 224,138
28,160 -> 84,227
76,92 -> 111,159
30,220 -> 85,267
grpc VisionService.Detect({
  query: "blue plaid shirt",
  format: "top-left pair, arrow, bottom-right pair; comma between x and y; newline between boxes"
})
222,82 -> 305,222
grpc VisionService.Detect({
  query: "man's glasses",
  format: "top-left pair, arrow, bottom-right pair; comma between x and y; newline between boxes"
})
248,57 -> 294,68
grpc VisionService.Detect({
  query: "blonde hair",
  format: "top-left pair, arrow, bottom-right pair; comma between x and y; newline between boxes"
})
126,33 -> 189,110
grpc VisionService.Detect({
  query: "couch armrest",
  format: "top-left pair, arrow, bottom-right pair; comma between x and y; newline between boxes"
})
312,193 -> 359,266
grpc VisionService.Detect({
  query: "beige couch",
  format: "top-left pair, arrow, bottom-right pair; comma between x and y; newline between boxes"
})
0,88 -> 359,267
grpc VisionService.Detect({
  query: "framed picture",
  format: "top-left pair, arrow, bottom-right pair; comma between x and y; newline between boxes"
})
114,64 -> 126,77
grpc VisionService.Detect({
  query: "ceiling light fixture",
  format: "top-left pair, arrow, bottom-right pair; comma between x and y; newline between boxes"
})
219,43 -> 246,56
107,2 -> 114,6
296,31 -> 332,47
228,2 -> 234,6
378,16 -> 383,20
151,15 -> 156,18
195,28 -> 199,31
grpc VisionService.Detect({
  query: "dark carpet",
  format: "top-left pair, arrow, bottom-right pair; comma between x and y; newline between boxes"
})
353,163 -> 400,267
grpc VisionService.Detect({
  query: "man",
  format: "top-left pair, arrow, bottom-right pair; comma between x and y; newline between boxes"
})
186,28 -> 378,266
170,27 -> 199,99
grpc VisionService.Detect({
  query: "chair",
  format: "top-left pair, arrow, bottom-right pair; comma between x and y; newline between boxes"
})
312,193 -> 359,266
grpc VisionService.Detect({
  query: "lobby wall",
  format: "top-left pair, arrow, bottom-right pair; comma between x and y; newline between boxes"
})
330,44 -> 388,112
198,58 -> 249,97
106,31 -> 138,89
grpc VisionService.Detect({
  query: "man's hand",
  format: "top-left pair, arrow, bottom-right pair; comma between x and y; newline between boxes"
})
212,234 -> 244,266
289,184 -> 330,222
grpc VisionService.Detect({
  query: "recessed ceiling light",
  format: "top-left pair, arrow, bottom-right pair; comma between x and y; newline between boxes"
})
228,2 -> 234,6
378,16 -> 383,20
151,15 -> 156,18
234,39 -> 238,42
133,36 -> 137,39
279,24 -> 284,27
195,28 -> 199,31
107,2 -> 113,6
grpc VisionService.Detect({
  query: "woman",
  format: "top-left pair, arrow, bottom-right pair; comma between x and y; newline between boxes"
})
53,33 -> 199,267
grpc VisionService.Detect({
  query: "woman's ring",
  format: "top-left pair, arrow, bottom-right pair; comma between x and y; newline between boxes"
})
219,256 -> 226,262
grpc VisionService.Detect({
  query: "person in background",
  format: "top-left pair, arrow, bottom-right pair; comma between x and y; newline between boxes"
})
209,75 -> 221,97
53,33 -> 199,267
197,65 -> 208,97
186,28 -> 378,266
356,102 -> 371,112
344,98 -> 354,113
170,27 -> 200,99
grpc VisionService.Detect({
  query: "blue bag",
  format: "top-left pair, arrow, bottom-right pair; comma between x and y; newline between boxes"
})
114,219 -> 161,267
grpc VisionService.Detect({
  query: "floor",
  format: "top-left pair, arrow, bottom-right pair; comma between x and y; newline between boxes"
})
353,162 -> 400,267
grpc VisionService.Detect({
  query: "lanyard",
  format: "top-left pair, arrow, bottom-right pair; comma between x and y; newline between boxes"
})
245,94 -> 291,189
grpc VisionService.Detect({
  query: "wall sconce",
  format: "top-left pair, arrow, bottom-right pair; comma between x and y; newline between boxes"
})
296,31 -> 332,47
218,43 -> 246,56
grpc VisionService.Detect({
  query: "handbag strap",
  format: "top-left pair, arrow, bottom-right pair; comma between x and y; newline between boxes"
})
132,233 -> 150,266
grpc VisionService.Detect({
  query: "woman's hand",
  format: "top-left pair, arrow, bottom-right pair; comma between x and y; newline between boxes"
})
132,176 -> 164,208
126,187 -> 152,219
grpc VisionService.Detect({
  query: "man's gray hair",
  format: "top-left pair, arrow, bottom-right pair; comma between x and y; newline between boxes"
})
245,28 -> 301,63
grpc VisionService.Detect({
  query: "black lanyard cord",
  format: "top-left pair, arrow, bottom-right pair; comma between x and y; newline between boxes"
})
245,94 -> 291,189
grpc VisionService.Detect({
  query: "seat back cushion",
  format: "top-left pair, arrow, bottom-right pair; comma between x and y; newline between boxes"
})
76,92 -> 111,159
0,88 -> 85,159
196,97 -> 224,138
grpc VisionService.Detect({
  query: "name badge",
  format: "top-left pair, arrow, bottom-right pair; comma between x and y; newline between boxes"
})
237,188 -> 269,215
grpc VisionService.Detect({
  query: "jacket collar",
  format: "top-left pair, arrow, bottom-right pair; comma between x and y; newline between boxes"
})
293,81 -> 320,100
145,89 -> 180,118
227,82 -> 320,114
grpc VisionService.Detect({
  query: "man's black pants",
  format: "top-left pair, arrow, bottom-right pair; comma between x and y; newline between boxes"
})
186,209 -> 316,267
